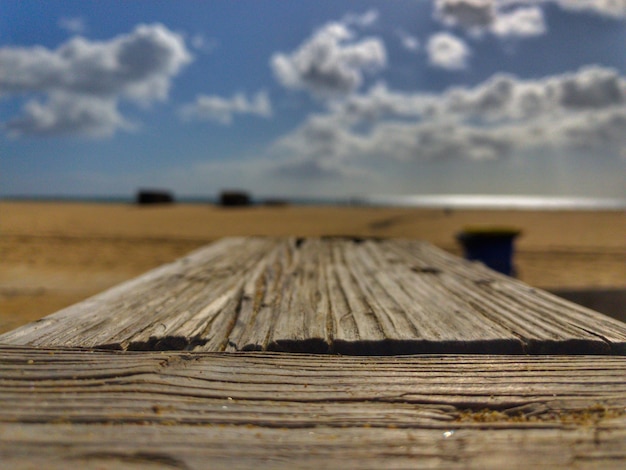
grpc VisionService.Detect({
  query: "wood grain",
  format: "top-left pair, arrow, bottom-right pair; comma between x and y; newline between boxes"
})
2,237 -> 625,354
3,423 -> 625,470
1,347 -> 625,468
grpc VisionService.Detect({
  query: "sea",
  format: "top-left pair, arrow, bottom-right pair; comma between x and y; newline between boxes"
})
3,194 -> 626,211
357,194 -> 626,211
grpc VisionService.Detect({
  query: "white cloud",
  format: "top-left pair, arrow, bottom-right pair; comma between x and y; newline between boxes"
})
179,91 -> 272,124
190,33 -> 218,54
435,0 -> 547,37
270,20 -> 386,97
58,17 -> 87,35
553,0 -> 626,18
557,66 -> 626,108
436,0 -> 495,30
269,66 -> 626,178
272,108 -> 514,172
554,107 -> 626,152
436,0 -> 626,33
342,9 -> 379,27
426,32 -> 471,70
6,92 -> 132,138
0,23 -> 192,137
439,65 -> 626,119
397,30 -> 420,52
0,23 -> 191,101
329,65 -> 625,123
492,6 -> 546,36
361,66 -> 626,122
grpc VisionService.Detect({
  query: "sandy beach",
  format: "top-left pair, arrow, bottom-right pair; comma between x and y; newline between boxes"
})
1,201 -> 624,334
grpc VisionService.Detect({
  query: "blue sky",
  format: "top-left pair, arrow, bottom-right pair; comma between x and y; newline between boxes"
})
1,0 -> 625,199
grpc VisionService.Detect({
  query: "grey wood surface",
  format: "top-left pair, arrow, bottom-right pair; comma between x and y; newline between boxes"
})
1,347 -> 625,469
2,237 -> 625,354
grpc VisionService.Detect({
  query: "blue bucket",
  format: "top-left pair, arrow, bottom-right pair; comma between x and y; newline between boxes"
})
456,228 -> 521,276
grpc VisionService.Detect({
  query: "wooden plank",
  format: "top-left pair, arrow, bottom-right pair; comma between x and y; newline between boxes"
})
0,237 -> 280,351
2,424 -> 626,469
1,237 -> 626,354
384,240 -> 626,352
1,347 -> 625,420
0,347 -> 625,468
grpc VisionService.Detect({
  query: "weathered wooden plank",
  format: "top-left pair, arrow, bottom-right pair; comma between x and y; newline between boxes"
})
0,347 -> 625,468
354,240 -> 521,352
263,239 -> 332,352
0,237 -> 280,351
1,347 -> 625,420
2,237 -> 626,354
384,239 -> 626,352
3,423 -> 625,469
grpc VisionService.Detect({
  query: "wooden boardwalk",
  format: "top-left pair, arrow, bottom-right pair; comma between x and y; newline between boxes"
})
1,237 -> 625,468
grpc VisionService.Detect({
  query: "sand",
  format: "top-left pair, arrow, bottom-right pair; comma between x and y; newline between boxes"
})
1,201 -> 624,334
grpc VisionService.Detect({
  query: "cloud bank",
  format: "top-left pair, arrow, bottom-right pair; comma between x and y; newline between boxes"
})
271,66 -> 626,177
1,23 -> 192,137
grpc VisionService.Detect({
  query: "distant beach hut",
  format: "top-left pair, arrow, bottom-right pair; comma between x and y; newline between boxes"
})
136,189 -> 174,205
219,191 -> 251,207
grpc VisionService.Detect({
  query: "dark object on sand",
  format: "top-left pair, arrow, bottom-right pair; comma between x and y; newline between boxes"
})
136,190 -> 174,205
220,191 -> 251,207
457,227 -> 521,276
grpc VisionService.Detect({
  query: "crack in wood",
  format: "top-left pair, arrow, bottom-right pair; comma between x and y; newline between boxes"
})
71,451 -> 190,469
124,336 -> 209,352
